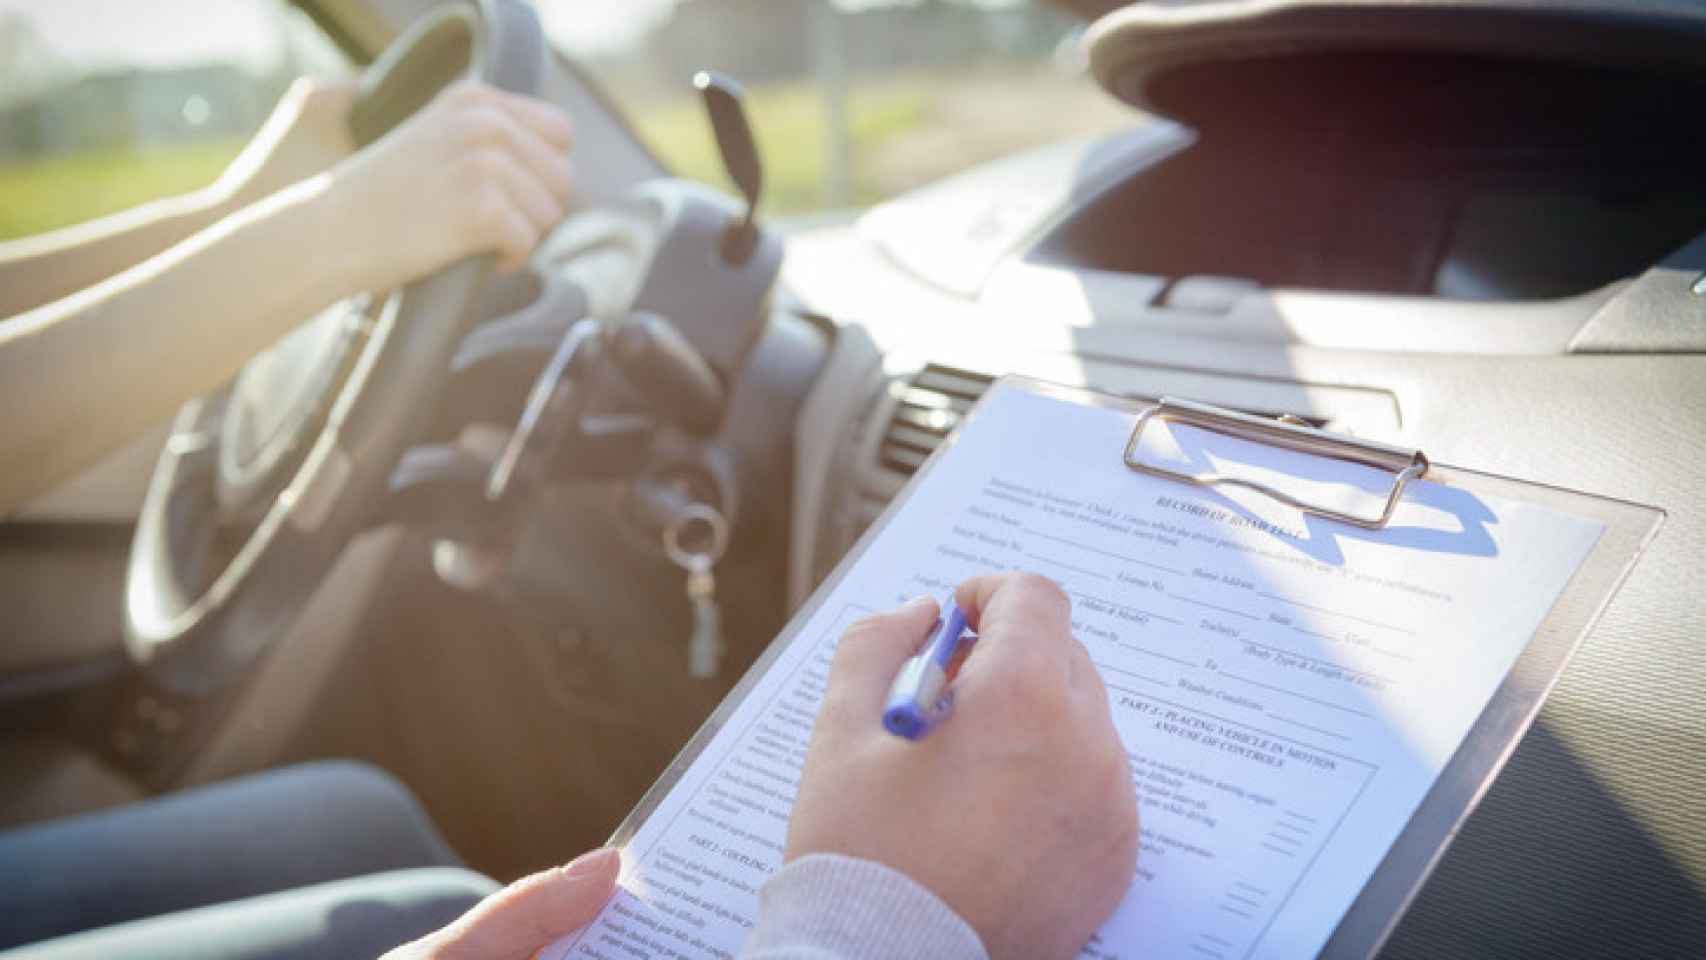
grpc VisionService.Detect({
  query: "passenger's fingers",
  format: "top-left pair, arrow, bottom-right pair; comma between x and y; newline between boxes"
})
950,573 -> 1078,729
823,597 -> 940,719
1063,628 -> 1100,694
954,573 -> 1072,659
420,847 -> 618,960
1070,644 -> 1123,753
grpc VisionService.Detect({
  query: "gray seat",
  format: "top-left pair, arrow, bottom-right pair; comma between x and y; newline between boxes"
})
0,760 -> 494,957
1,868 -> 497,960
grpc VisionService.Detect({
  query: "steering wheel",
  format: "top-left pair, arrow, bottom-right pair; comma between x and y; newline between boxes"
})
125,0 -> 546,696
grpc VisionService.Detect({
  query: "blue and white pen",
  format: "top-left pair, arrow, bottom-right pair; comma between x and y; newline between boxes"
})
882,601 -> 972,740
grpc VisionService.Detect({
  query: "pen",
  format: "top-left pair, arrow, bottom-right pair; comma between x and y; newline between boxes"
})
882,601 -> 972,740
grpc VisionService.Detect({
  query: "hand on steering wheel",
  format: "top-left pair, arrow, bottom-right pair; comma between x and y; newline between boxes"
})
215,73 -> 573,283
325,82 -> 574,284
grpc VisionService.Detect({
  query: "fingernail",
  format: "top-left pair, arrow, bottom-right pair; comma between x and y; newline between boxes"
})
563,847 -> 619,876
903,595 -> 936,610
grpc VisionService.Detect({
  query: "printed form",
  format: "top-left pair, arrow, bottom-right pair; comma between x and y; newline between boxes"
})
546,383 -> 1603,960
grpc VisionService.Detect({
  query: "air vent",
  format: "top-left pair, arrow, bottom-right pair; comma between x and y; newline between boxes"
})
878,364 -> 995,477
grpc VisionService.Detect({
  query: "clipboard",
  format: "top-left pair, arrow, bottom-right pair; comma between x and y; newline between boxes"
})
599,375 -> 1663,959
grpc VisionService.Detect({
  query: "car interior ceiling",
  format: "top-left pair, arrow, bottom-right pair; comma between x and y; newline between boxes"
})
3,1 -> 1706,955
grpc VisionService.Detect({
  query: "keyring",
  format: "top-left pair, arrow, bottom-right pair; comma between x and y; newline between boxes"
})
664,503 -> 729,569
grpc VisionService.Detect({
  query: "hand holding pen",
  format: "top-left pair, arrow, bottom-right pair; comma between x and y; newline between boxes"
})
883,600 -> 972,739
783,573 -> 1139,960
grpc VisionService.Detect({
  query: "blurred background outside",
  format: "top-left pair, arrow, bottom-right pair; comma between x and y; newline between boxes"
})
0,0 -> 1136,244
546,0 -> 1134,215
0,0 -> 345,240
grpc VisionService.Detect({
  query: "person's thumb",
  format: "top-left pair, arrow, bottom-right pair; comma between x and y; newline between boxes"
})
429,847 -> 619,959
826,596 -> 940,716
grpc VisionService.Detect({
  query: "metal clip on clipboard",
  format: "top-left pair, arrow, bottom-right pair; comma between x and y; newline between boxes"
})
1123,398 -> 1430,530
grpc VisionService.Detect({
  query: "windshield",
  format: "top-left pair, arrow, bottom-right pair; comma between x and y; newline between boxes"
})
0,0 -> 346,241
543,0 -> 1134,215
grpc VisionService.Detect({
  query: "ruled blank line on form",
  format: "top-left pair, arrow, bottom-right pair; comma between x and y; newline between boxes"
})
1110,639 -> 1196,668
1065,589 -> 1183,625
1025,553 -> 1109,580
1219,672 -> 1371,717
1260,591 -> 1415,635
1171,593 -> 1261,621
1095,662 -> 1170,688
1269,714 -> 1351,742
1023,528 -> 1186,577
1293,625 -> 1416,662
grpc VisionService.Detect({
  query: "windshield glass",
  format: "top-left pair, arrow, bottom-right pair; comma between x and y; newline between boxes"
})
0,0 -> 346,241
544,0 -> 1134,214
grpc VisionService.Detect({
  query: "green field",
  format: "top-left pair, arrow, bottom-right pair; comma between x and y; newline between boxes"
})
0,139 -> 243,242
631,77 -> 929,213
0,66 -> 1129,244
626,67 -> 1132,213
0,78 -> 905,244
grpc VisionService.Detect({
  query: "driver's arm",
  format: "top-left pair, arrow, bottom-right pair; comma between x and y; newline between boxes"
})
0,79 -> 358,320
0,83 -> 574,517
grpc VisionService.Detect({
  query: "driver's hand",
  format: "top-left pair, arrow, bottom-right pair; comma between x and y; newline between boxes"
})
786,574 -> 1139,960
380,847 -> 617,960
216,76 -> 359,208
321,83 -> 575,287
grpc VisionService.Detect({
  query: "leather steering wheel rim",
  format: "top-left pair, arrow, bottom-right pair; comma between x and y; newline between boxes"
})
124,0 -> 546,697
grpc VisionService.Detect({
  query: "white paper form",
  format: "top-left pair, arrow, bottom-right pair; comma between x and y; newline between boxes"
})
545,383 -> 1604,960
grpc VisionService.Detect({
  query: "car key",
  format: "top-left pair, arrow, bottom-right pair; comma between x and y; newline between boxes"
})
664,503 -> 729,678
